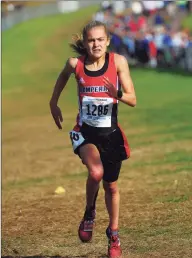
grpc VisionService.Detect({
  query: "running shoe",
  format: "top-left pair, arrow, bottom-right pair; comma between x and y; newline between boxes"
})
78,207 -> 96,242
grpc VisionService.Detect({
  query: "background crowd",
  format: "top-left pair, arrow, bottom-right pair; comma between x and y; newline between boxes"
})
2,0 -> 192,72
93,1 -> 192,71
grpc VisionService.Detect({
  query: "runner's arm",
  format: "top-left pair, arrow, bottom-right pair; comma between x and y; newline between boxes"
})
49,57 -> 77,129
50,57 -> 77,106
115,54 -> 136,107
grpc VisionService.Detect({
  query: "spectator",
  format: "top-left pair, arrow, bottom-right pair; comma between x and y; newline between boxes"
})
122,27 -> 135,57
127,14 -> 147,33
146,33 -> 158,67
154,10 -> 165,26
135,31 -> 149,64
142,1 -> 164,15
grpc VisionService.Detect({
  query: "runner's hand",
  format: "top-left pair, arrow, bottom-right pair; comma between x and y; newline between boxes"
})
50,104 -> 63,129
103,76 -> 117,98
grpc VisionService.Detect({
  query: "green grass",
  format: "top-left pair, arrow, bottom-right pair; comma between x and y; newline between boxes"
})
2,5 -> 192,258
2,6 -> 98,93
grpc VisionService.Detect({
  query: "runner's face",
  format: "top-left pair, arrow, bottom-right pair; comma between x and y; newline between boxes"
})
84,26 -> 110,59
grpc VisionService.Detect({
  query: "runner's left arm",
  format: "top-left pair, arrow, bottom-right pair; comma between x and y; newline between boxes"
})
103,54 -> 136,107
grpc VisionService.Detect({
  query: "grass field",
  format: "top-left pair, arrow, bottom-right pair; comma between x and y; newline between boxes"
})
2,5 -> 192,258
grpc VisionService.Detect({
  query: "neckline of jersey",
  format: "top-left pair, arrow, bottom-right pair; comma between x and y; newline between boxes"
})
84,52 -> 109,77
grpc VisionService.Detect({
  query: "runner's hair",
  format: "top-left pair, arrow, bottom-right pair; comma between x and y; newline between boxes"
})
70,20 -> 110,55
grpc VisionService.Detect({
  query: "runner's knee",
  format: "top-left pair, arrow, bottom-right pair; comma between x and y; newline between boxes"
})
89,164 -> 103,182
103,181 -> 118,195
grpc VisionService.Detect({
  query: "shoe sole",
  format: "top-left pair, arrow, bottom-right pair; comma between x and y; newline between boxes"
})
78,227 -> 93,243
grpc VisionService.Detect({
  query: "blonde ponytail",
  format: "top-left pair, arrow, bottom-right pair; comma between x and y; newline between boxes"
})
70,34 -> 87,55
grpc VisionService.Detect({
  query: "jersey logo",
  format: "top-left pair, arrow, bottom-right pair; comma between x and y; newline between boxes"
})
79,86 -> 108,93
79,77 -> 85,85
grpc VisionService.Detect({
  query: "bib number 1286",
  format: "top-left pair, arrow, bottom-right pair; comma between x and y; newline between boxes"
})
86,104 -> 109,116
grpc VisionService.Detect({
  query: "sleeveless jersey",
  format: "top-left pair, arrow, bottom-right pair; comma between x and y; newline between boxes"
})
74,52 -> 120,131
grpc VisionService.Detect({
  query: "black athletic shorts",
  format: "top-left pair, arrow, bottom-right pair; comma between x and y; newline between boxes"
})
70,122 -> 130,182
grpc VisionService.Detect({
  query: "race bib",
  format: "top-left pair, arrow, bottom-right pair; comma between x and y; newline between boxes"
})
81,96 -> 113,127
69,130 -> 85,151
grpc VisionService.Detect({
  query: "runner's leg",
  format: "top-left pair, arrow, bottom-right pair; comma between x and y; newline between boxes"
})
79,143 -> 103,209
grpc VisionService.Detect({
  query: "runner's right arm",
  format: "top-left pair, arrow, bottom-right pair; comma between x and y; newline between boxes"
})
50,57 -> 78,129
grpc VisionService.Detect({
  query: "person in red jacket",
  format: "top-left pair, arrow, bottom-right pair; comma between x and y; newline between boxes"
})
149,37 -> 157,67
50,20 -> 136,258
